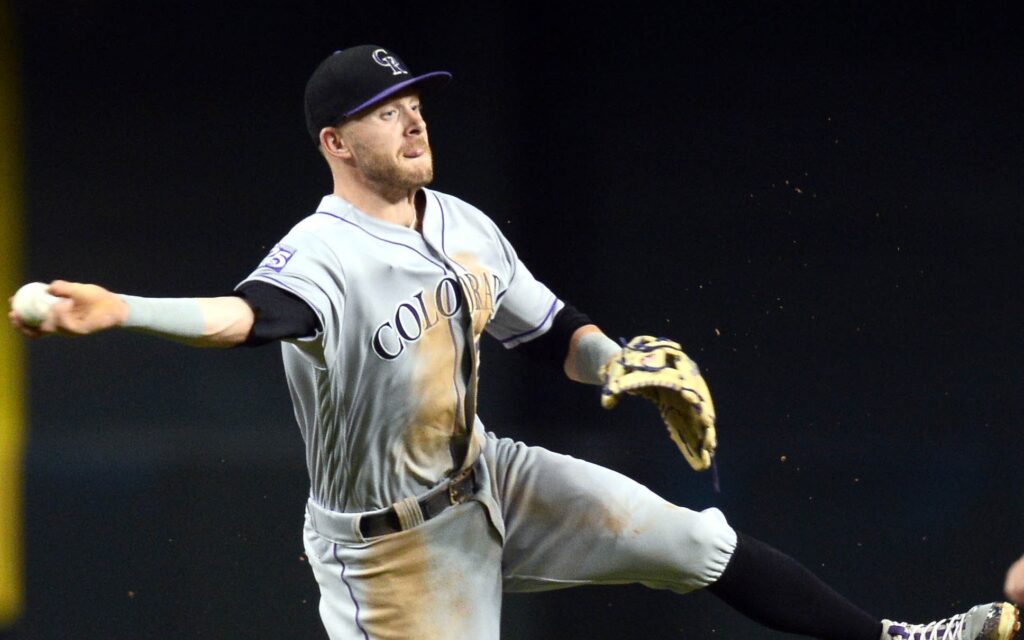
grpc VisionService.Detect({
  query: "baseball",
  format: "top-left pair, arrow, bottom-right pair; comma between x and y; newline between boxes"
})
12,282 -> 60,327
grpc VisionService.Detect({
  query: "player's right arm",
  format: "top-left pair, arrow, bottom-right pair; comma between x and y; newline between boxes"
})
8,280 -> 255,348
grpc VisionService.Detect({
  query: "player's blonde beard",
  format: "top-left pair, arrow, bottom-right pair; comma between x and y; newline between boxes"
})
348,137 -> 434,197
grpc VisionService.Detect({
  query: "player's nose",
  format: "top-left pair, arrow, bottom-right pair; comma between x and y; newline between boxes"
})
403,109 -> 426,133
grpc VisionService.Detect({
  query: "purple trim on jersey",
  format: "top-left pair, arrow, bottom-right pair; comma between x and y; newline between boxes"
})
434,193 -> 458,267
247,274 -> 306,299
333,544 -> 370,640
499,297 -> 559,344
315,210 -> 447,272
431,191 -> 476,462
431,192 -> 511,301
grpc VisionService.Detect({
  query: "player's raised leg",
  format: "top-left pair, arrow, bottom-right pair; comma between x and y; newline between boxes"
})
485,433 -> 1020,640
486,432 -> 736,594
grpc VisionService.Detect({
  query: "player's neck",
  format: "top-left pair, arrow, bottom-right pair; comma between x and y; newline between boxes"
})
333,182 -> 422,230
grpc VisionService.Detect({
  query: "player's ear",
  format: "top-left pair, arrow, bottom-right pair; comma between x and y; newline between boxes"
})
320,127 -> 351,159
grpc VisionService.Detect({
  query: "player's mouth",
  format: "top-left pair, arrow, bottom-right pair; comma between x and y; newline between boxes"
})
402,145 -> 428,159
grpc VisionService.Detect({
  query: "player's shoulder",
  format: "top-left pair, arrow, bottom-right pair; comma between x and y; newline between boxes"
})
278,201 -> 354,246
290,210 -> 340,235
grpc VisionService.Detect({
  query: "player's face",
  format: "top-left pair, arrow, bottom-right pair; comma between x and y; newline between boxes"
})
341,92 -> 433,192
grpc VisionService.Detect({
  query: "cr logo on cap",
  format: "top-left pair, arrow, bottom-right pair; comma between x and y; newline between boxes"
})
372,49 -> 408,76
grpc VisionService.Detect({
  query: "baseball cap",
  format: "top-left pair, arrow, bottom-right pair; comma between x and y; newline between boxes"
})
304,45 -> 451,142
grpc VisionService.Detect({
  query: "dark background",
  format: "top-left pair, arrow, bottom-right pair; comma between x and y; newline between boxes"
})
5,1 -> 1022,638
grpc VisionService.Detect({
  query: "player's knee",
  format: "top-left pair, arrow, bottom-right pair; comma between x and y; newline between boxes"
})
686,508 -> 734,548
684,507 -> 737,576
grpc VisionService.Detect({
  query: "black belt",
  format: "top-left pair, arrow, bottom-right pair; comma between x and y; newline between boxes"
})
359,468 -> 477,539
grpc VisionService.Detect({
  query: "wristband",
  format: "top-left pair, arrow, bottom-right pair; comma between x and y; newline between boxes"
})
119,295 -> 205,340
573,332 -> 622,385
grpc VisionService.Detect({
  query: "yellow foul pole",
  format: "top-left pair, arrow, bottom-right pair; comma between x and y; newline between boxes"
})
0,0 -> 26,626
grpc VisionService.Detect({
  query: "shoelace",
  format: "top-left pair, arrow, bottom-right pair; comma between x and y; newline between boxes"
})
887,611 -> 969,640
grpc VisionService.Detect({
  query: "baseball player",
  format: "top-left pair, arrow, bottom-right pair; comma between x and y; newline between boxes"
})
9,45 -> 1021,640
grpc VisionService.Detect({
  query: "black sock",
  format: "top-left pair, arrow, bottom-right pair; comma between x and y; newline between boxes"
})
707,532 -> 882,640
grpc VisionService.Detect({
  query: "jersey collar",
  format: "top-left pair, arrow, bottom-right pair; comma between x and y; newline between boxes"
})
316,191 -> 438,238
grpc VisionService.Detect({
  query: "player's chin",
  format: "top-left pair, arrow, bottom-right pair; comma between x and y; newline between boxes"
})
388,155 -> 433,189
403,164 -> 434,188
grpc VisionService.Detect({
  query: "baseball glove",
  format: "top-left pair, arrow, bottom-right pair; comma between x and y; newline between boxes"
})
600,336 -> 717,471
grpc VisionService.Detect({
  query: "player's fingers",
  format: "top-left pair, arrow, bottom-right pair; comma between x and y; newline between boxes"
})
46,279 -> 78,298
21,325 -> 47,338
8,310 -> 46,338
47,298 -> 83,334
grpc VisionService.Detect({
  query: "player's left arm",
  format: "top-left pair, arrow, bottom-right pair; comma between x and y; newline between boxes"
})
484,219 -> 717,469
514,308 -> 717,470
509,300 -> 618,385
563,324 -> 621,384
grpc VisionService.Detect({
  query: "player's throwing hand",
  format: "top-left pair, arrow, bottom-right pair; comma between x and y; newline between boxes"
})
8,280 -> 128,338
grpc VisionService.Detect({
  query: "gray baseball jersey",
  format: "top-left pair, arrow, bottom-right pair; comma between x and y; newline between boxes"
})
241,189 -> 737,640
240,189 -> 563,513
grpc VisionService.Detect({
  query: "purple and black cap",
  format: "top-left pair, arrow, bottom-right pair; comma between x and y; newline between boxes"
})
304,45 -> 451,143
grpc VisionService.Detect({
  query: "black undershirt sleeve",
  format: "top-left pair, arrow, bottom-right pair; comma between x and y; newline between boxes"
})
235,282 -> 588,360
512,302 -> 593,372
234,281 -> 321,347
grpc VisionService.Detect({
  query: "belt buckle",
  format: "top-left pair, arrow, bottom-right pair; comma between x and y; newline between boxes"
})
447,468 -> 473,506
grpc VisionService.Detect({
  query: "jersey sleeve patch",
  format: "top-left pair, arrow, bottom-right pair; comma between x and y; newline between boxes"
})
260,243 -> 297,272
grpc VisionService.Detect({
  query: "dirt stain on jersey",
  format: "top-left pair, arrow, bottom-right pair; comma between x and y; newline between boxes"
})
404,304 -> 460,481
451,253 -> 498,340
403,255 -> 497,478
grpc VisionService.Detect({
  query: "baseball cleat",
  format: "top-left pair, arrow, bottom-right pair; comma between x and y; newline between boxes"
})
881,602 -> 1020,640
